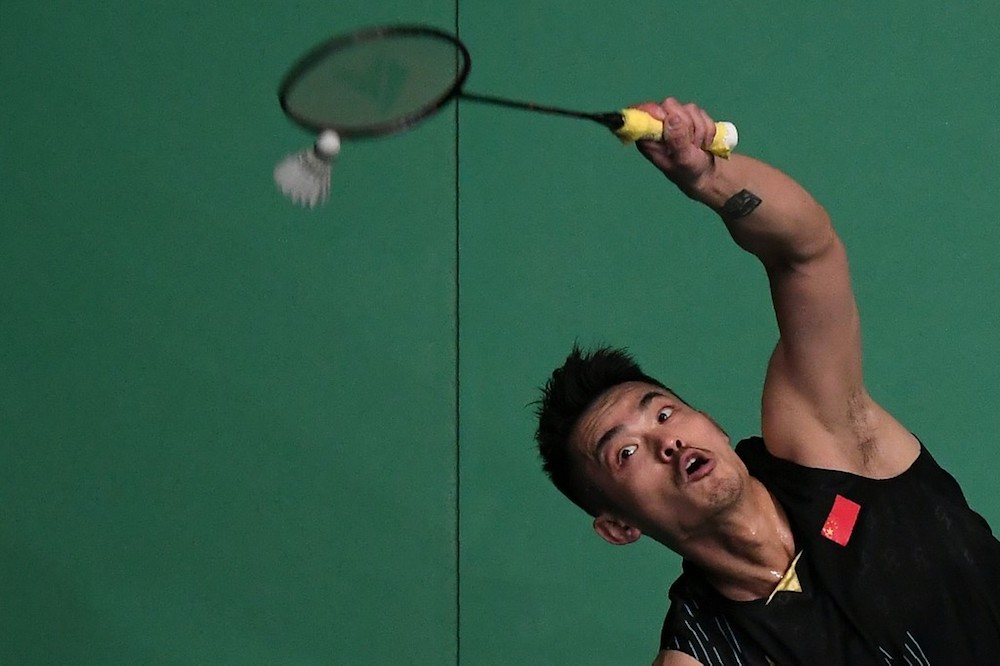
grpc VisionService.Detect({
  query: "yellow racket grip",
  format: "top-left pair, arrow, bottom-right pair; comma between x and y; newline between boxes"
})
614,108 -> 739,158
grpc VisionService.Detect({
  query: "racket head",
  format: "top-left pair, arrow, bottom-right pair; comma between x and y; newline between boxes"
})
278,24 -> 471,138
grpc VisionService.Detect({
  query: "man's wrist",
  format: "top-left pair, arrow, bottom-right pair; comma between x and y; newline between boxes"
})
679,164 -> 731,208
673,159 -> 720,202
681,161 -> 761,220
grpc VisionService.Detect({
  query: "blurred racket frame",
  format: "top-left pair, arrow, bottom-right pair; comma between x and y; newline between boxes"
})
273,24 -> 737,206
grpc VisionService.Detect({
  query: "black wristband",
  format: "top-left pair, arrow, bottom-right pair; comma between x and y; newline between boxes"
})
719,189 -> 762,220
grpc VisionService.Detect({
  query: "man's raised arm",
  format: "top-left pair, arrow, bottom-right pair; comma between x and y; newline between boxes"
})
635,98 -> 916,476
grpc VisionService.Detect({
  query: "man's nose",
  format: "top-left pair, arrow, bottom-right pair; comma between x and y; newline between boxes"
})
656,436 -> 683,463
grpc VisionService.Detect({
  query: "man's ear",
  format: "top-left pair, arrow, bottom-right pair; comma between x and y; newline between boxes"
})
593,514 -> 642,546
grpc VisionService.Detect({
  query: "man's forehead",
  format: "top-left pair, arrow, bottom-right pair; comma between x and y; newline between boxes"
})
592,380 -> 675,413
572,381 -> 674,452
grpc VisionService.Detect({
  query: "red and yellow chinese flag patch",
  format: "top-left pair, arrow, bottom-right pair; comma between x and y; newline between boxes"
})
821,494 -> 861,546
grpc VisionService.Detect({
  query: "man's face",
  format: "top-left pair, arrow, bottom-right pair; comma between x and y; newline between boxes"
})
570,381 -> 749,548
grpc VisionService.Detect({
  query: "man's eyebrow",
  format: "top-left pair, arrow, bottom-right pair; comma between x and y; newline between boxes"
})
592,391 -> 669,462
639,390 -> 667,409
593,425 -> 622,463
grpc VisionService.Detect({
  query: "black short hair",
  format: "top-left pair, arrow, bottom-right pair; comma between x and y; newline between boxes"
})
534,345 -> 669,516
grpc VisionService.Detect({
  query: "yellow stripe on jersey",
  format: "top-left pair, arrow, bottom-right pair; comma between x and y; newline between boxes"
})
766,551 -> 804,605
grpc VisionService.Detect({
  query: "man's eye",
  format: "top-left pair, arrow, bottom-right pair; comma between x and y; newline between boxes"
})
619,445 -> 638,464
657,407 -> 673,423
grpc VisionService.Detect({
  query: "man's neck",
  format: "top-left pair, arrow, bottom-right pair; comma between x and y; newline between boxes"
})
680,478 -> 796,602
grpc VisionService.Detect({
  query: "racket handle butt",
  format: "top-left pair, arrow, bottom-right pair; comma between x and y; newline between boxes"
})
710,121 -> 738,158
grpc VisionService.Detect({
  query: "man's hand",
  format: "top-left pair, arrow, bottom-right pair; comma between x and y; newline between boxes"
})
633,98 -> 718,190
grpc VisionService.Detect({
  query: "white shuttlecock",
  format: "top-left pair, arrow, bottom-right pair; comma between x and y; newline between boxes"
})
274,130 -> 341,207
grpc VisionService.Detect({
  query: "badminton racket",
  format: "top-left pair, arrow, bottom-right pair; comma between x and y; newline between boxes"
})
274,24 -> 738,207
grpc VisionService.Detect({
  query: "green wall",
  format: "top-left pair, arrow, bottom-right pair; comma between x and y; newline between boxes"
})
3,1 -> 998,663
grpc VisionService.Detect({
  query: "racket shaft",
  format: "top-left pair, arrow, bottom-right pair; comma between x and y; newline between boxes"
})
459,92 -> 595,120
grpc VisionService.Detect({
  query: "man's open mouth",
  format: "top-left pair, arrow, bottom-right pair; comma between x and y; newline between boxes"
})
679,450 -> 715,483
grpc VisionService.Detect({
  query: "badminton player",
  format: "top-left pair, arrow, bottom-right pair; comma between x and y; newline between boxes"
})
535,98 -> 1000,664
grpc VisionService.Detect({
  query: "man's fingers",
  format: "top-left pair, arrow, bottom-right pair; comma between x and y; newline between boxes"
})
660,98 -> 695,147
633,97 -> 716,185
686,104 -> 715,150
632,101 -> 667,122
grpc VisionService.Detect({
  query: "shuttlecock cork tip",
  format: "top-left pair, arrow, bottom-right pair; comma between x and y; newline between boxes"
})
316,130 -> 341,158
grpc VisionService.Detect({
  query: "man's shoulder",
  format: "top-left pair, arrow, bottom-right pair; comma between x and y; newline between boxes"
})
733,435 -> 766,458
662,568 -> 769,665
733,435 -> 782,478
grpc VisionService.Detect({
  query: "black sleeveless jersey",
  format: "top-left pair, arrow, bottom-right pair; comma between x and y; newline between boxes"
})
659,437 -> 1000,665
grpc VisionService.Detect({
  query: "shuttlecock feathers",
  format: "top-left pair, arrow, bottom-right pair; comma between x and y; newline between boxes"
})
274,130 -> 341,208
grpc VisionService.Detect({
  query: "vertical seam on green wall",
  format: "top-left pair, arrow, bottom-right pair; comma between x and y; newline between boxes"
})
453,3 -> 462,665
